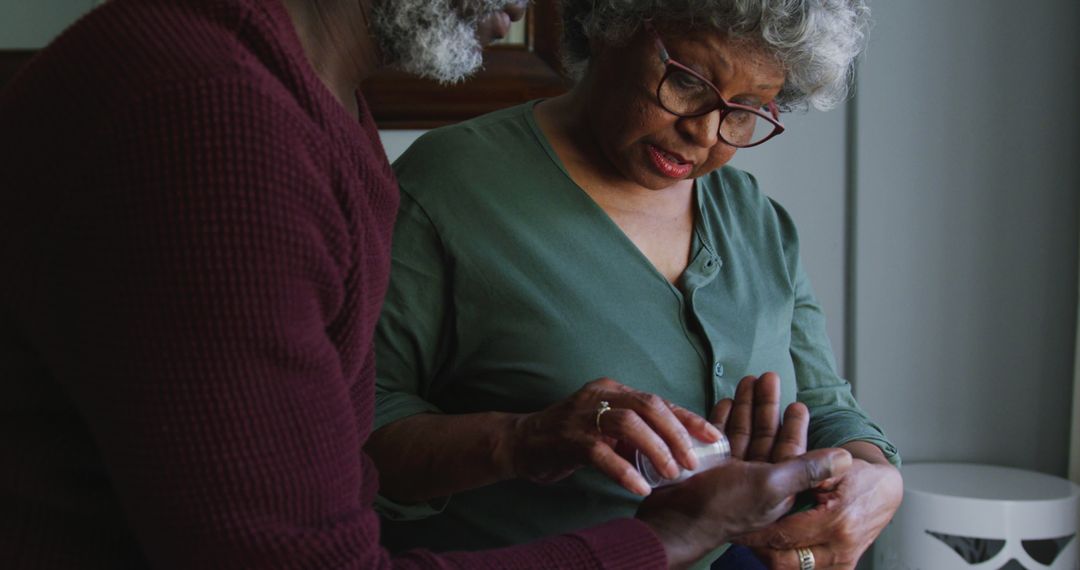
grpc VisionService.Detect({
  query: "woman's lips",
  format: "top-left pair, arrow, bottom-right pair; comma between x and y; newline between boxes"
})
647,144 -> 694,179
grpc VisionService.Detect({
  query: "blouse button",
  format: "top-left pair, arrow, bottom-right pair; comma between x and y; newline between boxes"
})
713,362 -> 724,377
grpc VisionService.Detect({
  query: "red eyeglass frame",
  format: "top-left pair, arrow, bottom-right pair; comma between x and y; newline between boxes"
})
644,21 -> 785,148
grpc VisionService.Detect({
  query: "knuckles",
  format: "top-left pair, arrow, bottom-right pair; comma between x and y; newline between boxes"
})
640,393 -> 666,414
585,377 -> 617,390
760,527 -> 796,551
625,410 -> 647,428
586,441 -> 608,463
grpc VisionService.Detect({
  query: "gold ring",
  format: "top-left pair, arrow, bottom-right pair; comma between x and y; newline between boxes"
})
595,400 -> 612,434
796,547 -> 815,570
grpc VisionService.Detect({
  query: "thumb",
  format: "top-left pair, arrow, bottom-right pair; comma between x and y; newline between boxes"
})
767,448 -> 852,498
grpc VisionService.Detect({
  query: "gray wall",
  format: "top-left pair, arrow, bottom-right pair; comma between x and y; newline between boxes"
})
728,109 -> 850,375
853,0 -> 1080,476
0,0 -> 99,48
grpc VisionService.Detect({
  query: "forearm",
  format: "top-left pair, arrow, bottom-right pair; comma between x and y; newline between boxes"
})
443,519 -> 667,570
805,406 -> 900,466
841,440 -> 893,466
367,412 -> 521,503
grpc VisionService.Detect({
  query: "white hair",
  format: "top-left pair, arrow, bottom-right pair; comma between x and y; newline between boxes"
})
371,0 -> 511,84
560,0 -> 871,111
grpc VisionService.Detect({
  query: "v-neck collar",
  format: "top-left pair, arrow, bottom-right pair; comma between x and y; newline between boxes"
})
522,100 -> 721,297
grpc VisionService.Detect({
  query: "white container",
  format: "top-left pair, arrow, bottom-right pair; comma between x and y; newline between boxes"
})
875,462 -> 1080,570
635,434 -> 730,488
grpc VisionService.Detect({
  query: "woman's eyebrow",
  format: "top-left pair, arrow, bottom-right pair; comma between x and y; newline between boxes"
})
673,44 -> 732,78
708,52 -> 733,75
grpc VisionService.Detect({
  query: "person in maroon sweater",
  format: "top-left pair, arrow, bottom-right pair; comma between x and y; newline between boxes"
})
0,0 -> 851,568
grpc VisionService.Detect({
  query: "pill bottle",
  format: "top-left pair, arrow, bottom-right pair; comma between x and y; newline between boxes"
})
635,434 -> 731,488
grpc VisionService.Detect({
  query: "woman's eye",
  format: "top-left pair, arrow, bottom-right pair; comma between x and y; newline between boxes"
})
727,110 -> 755,126
670,71 -> 707,92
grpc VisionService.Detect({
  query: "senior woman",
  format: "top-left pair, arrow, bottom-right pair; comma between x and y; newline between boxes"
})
368,0 -> 901,567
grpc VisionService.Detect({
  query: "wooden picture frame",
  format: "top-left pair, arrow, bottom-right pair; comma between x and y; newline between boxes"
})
362,0 -> 569,129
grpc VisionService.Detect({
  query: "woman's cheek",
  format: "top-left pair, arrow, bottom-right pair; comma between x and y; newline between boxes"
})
699,146 -> 738,175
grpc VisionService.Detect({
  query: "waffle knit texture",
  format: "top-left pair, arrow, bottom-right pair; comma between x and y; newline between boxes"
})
0,0 -> 667,567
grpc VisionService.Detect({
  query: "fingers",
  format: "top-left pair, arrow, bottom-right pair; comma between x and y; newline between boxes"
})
766,448 -> 852,500
585,438 -> 653,496
587,379 -> 702,474
710,398 -> 733,430
751,544 -> 843,570
770,401 -> 809,462
726,375 -> 757,458
599,407 -> 683,479
626,392 -> 696,470
671,403 -> 722,444
746,372 -> 782,462
737,508 -> 827,550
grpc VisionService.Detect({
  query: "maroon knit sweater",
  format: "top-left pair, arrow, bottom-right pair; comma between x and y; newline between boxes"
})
0,0 -> 667,568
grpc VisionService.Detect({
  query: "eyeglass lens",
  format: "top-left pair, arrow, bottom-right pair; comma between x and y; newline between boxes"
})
658,68 -> 775,147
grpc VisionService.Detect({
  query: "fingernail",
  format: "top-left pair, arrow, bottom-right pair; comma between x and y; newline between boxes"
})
834,449 -> 853,470
665,457 -> 682,479
682,452 -> 698,471
819,449 -> 852,481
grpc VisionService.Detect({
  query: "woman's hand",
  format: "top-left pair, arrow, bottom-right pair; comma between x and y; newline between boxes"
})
732,440 -> 903,569
500,377 -> 722,496
710,373 -> 809,462
635,374 -> 858,569
709,373 -> 903,568
637,447 -> 853,570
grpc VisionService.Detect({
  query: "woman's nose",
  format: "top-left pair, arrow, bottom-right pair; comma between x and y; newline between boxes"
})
677,109 -> 722,149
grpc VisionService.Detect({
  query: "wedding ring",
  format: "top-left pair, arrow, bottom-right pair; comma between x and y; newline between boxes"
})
595,400 -> 612,435
796,547 -> 815,570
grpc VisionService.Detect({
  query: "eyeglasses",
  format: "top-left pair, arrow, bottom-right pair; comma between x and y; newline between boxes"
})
646,22 -> 785,148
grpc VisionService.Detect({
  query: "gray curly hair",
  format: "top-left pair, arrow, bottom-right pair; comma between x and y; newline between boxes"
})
560,0 -> 871,111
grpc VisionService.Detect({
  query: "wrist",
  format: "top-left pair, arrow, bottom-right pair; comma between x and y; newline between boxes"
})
491,412 -> 525,480
638,509 -> 717,570
841,440 -> 892,466
840,442 -> 904,509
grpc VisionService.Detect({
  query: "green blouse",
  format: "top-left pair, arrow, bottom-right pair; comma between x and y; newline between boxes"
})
373,101 -> 898,557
